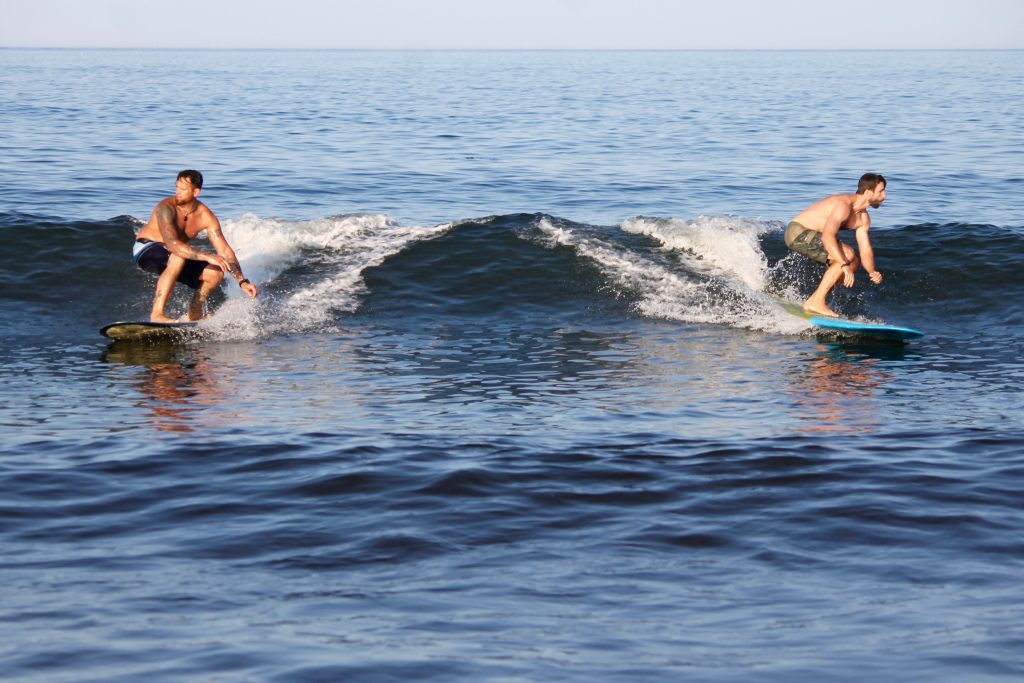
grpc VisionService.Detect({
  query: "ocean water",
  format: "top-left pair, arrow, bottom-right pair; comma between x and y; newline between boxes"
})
1,49 -> 1023,682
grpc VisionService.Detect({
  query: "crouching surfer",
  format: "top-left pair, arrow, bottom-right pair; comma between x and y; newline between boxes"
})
133,170 -> 258,322
785,173 -> 886,317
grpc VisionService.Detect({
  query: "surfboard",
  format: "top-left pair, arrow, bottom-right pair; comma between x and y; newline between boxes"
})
773,298 -> 923,342
100,321 -> 200,341
806,315 -> 923,341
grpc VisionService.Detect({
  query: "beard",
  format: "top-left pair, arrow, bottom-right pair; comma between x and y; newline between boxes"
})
870,199 -> 883,208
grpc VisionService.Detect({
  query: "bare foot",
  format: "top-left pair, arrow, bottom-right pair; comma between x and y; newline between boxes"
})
803,301 -> 839,318
150,313 -> 177,323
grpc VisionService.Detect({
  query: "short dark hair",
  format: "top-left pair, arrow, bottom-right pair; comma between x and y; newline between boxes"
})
177,169 -> 204,190
857,173 -> 885,194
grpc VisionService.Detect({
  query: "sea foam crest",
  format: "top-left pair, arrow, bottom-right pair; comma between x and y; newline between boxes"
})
622,216 -> 809,333
538,216 -> 807,334
536,216 -> 715,322
621,215 -> 770,291
205,213 -> 450,338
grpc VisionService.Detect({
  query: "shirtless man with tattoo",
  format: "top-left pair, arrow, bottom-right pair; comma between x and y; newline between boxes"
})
133,170 -> 258,322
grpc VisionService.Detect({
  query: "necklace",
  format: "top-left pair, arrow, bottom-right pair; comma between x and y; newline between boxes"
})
179,203 -> 197,225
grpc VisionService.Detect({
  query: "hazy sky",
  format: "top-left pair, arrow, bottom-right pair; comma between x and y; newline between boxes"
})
2,0 -> 1023,49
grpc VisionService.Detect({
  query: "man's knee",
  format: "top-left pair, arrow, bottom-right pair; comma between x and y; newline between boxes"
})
202,266 -> 225,286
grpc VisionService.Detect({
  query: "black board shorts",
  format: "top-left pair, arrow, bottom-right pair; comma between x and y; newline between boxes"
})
133,240 -> 207,290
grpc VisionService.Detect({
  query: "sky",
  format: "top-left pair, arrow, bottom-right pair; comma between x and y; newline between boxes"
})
2,0 -> 1023,50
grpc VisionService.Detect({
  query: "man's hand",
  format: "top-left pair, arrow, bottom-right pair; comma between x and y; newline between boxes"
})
841,264 -> 855,288
868,270 -> 883,285
204,253 -> 230,272
240,280 -> 259,298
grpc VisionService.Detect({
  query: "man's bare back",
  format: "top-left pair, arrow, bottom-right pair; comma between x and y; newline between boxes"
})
791,193 -> 867,234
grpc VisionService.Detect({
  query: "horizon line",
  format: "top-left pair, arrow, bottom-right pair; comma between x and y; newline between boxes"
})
3,46 -> 1022,52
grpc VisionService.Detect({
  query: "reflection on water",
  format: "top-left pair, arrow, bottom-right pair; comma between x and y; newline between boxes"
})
101,342 -> 230,433
90,325 -> 924,442
786,342 -> 900,435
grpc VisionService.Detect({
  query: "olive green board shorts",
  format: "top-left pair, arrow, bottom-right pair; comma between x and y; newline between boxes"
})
784,221 -> 830,265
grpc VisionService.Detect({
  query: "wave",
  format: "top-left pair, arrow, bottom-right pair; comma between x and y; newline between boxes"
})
215,212 -> 451,335
2,211 -> 1020,341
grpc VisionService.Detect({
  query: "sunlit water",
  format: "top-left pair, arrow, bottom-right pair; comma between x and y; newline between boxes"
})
1,49 -> 1022,682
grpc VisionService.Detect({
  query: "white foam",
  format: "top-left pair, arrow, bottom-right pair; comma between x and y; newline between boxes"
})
622,215 -> 770,291
538,216 -> 809,335
199,213 -> 450,339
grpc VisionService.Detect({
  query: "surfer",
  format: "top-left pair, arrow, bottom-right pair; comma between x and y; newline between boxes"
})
133,170 -> 258,322
784,173 -> 886,317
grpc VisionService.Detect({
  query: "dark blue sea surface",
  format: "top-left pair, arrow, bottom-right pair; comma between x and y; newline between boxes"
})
1,49 -> 1023,682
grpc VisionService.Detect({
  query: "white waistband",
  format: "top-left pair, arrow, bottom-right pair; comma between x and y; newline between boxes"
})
132,240 -> 160,261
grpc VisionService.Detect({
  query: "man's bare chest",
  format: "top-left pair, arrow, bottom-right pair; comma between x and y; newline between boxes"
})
839,208 -> 868,231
